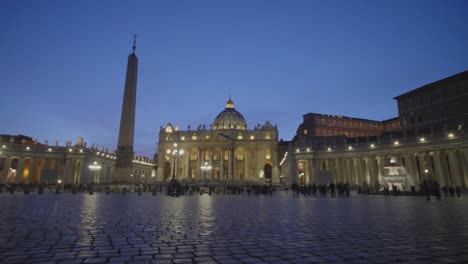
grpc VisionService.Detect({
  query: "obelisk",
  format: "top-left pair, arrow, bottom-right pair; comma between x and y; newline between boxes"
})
114,37 -> 138,184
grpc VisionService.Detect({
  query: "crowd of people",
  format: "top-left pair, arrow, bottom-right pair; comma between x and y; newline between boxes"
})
0,181 -> 463,200
166,178 -> 276,197
290,182 -> 351,197
421,180 -> 461,200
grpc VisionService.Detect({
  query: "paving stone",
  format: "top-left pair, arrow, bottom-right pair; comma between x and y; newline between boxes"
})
0,193 -> 466,264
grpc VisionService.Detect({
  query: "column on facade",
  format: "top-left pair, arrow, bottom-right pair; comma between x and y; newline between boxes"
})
367,157 -> 375,188
15,158 -> 24,183
288,153 -> 296,185
63,158 -> 72,184
227,148 -> 232,179
198,149 -> 203,180
432,151 -> 445,186
376,155 -> 385,185
307,158 -> 314,184
334,158 -> 341,183
220,150 -> 224,180
209,149 -> 214,179
447,151 -> 460,187
26,158 -> 34,184
460,148 -> 468,188
2,157 -> 11,183
351,158 -> 358,187
244,150 -> 248,181
343,159 -> 350,184
231,148 -> 235,180
454,149 -> 467,188
437,151 -> 452,186
415,153 -> 425,183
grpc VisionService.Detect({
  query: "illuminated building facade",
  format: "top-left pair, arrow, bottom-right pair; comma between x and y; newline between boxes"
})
0,135 -> 155,185
281,71 -> 468,190
157,97 -> 279,184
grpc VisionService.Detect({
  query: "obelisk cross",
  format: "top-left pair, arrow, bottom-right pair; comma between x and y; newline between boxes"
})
132,34 -> 138,53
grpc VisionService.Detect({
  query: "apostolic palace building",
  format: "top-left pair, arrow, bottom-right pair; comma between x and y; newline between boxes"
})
281,70 -> 468,190
0,43 -> 467,190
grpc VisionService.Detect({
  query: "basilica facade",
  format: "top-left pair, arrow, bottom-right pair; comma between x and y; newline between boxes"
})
157,97 -> 279,184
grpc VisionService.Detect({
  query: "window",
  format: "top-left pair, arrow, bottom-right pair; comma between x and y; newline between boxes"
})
190,148 -> 198,160
265,148 -> 271,160
213,149 -> 220,160
224,150 -> 229,160
304,129 -> 308,135
204,150 -> 210,161
205,135 -> 210,140
265,133 -> 271,140
181,136 -> 185,141
250,135 -> 255,140
192,133 -> 197,140
237,134 -> 244,140
236,148 -> 244,160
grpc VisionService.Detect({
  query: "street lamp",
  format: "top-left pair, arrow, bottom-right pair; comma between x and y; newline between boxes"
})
88,161 -> 102,183
166,143 -> 184,180
200,161 -> 212,180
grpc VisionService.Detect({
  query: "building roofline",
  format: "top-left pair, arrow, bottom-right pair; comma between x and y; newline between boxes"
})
302,113 -> 397,123
393,70 -> 468,100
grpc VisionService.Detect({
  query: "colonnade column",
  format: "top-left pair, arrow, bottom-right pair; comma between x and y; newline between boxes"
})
460,148 -> 468,188
376,156 -> 384,185
415,153 -> 424,183
368,156 -> 377,188
447,151 -> 459,187
28,158 -> 35,184
335,158 -> 341,183
244,153 -> 248,181
2,157 -> 11,183
308,158 -> 315,184
345,159 -> 352,185
432,151 -> 445,186
15,158 -> 24,183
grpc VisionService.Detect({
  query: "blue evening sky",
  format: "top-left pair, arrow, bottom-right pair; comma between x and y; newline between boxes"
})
1,0 -> 468,157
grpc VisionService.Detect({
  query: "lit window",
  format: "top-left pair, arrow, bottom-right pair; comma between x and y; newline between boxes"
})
213,149 -> 220,160
192,134 -> 197,140
265,133 -> 271,140
304,129 -> 308,135
205,135 -> 210,140
190,148 -> 198,160
236,148 -> 244,160
250,135 -> 255,140
237,134 -> 244,140
265,148 -> 271,160
181,136 -> 185,141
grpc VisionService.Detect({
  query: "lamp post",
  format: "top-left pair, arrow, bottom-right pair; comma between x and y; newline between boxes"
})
88,161 -> 102,183
166,143 -> 184,180
200,161 -> 213,181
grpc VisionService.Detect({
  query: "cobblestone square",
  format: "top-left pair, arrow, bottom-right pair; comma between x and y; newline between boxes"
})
1,193 -> 467,264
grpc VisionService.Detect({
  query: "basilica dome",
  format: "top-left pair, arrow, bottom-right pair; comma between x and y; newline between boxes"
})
212,97 -> 247,130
